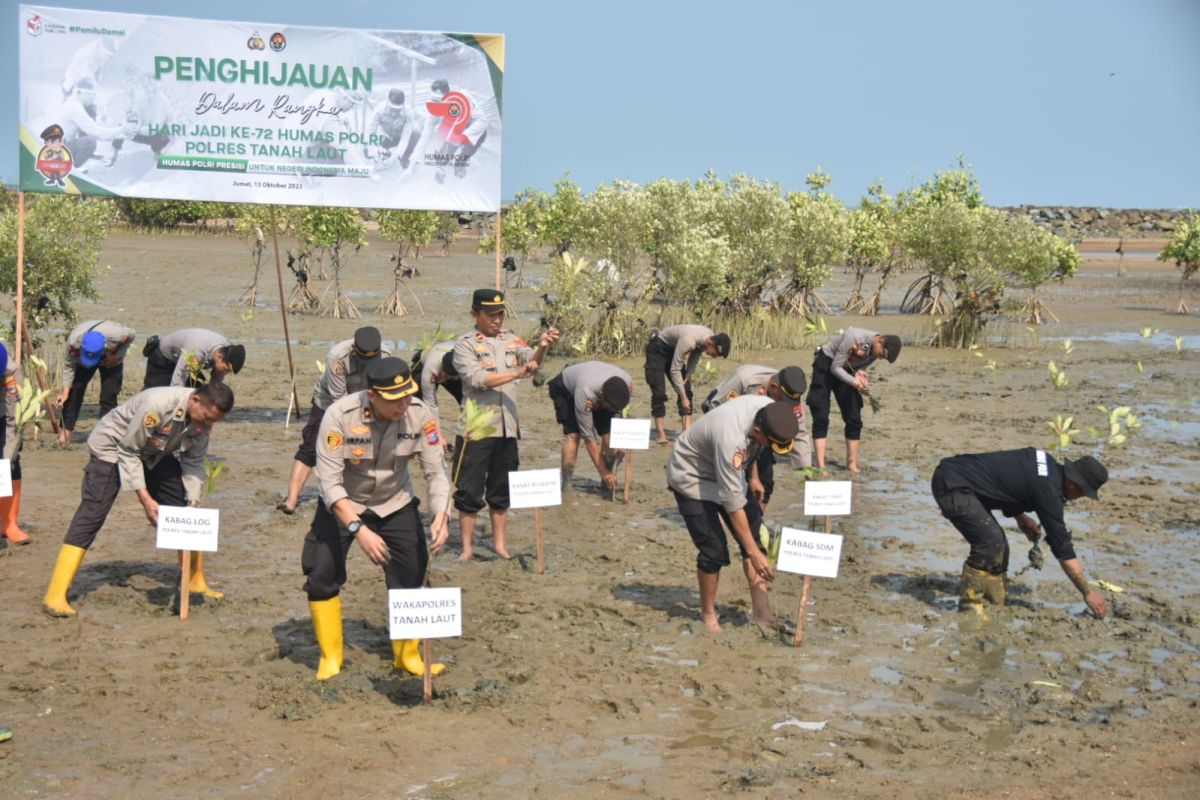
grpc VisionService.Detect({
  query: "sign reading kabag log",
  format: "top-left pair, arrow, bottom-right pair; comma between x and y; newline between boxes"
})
18,5 -> 504,211
156,506 -> 220,552
389,587 -> 462,640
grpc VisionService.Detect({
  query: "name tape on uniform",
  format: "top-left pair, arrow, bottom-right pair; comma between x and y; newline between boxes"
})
609,417 -> 652,450
155,506 -> 220,552
775,528 -> 844,578
0,459 -> 11,498
804,481 -> 853,516
389,587 -> 462,640
508,468 -> 562,509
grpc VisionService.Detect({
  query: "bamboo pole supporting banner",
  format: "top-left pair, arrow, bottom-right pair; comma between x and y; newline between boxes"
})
535,507 -> 545,575
494,210 -> 502,290
15,193 -> 25,364
269,206 -> 301,414
180,550 -> 191,620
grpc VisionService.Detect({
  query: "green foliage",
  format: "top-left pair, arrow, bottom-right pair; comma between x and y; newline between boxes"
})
712,174 -> 790,308
644,177 -> 731,312
1047,360 -> 1068,389
778,171 -> 849,313
117,199 -> 238,229
377,209 -> 440,259
295,206 -> 366,250
14,376 -> 51,430
204,458 -> 228,496
0,191 -> 114,329
575,179 -> 651,277
1045,414 -> 1081,458
539,174 -> 585,256
1158,211 -> 1200,313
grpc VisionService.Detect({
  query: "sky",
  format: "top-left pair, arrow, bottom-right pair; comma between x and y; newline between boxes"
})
5,0 -> 1199,208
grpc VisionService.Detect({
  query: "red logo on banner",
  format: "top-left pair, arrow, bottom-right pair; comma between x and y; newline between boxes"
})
27,15 -> 42,36
426,91 -> 473,145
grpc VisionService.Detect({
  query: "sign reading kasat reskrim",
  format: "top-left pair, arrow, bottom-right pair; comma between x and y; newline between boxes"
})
17,5 -> 504,211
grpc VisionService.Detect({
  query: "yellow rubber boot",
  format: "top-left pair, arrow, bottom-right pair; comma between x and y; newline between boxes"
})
959,562 -> 990,619
1,479 -> 30,545
43,544 -> 86,617
308,597 -> 343,681
185,552 -> 224,599
394,639 -> 445,676
982,571 -> 1007,606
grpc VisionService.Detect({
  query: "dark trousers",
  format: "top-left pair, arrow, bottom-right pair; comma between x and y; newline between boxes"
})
750,447 -> 776,505
673,490 -> 764,574
64,455 -> 185,549
931,466 -> 1009,574
806,351 -> 863,440
549,373 -> 615,437
0,415 -> 21,480
142,344 -> 177,389
293,403 -> 326,467
452,437 -> 519,514
301,500 -> 428,601
61,362 -> 124,430
644,338 -> 690,419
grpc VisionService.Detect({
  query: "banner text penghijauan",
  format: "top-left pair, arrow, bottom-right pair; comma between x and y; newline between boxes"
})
154,57 -> 372,91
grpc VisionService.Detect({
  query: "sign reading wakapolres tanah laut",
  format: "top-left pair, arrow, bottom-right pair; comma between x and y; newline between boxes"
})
17,5 -> 504,211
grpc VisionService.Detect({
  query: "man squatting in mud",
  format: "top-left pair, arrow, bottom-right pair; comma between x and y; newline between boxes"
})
931,448 -> 1109,618
302,358 -> 450,680
667,396 -> 800,632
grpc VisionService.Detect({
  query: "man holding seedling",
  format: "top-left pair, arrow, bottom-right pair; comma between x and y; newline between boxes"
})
280,327 -> 390,514
142,327 -> 246,389
302,358 -> 450,681
548,361 -> 632,491
931,448 -> 1109,618
644,325 -> 731,444
452,289 -> 559,560
807,327 -> 900,473
43,382 -> 234,617
667,396 -> 799,632
57,319 -> 136,445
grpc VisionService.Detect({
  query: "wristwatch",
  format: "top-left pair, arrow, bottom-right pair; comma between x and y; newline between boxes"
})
347,520 -> 363,535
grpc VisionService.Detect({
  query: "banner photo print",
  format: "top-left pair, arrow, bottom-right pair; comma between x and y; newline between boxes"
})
18,5 -> 504,211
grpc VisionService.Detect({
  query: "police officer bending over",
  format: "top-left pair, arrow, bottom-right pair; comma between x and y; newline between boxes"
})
667,396 -> 799,633
548,361 -> 632,491
302,358 -> 450,681
931,448 -> 1109,618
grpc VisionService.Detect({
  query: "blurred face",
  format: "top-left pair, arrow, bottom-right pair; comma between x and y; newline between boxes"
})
765,378 -> 782,401
368,391 -> 413,422
750,427 -> 769,448
473,308 -> 505,337
1064,481 -> 1086,501
871,336 -> 887,360
212,351 -> 232,375
704,340 -> 720,358
187,398 -> 226,431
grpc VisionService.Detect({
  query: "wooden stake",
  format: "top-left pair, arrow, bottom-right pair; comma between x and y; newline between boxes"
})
535,506 -> 544,575
422,640 -> 432,705
269,206 -> 301,415
15,193 -> 24,366
494,210 -> 502,290
180,550 -> 191,620
622,453 -> 632,505
793,515 -> 832,648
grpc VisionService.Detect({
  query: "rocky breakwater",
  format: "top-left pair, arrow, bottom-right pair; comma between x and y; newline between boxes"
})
1001,206 -> 1189,239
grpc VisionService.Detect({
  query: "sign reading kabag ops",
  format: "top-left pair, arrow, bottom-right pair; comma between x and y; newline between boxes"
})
18,5 -> 504,210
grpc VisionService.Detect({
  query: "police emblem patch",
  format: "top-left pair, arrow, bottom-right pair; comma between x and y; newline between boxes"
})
792,404 -> 804,420
732,450 -> 746,469
174,407 -> 185,420
351,447 -> 366,457
350,424 -> 369,435
726,391 -> 739,401
423,419 -> 440,445
325,431 -> 344,450
331,361 -> 345,376
143,412 -> 160,428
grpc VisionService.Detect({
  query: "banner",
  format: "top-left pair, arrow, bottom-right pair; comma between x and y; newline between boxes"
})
18,5 -> 504,211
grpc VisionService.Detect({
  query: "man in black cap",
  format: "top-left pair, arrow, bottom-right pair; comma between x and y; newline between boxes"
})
644,324 -> 731,444
702,364 -> 811,512
280,326 -> 390,513
302,357 -> 450,681
548,361 -> 633,491
142,328 -> 245,389
451,289 -> 559,560
666,396 -> 799,633
931,448 -> 1110,618
807,327 -> 901,473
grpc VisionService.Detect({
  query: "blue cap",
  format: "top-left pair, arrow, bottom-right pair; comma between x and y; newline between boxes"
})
0,343 -> 7,376
80,330 -> 107,368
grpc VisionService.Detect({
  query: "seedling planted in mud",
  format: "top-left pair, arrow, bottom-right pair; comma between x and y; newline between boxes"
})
1140,327 -> 1158,340
204,458 -> 228,497
1047,360 -> 1068,390
1045,414 -> 1081,458
1175,336 -> 1184,353
1095,405 -> 1141,447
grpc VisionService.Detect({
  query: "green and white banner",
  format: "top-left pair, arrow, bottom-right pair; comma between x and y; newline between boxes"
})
18,5 -> 504,211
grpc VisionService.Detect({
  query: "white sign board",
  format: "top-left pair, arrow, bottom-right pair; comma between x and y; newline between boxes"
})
508,468 -> 561,509
804,481 -> 853,516
775,528 -> 844,578
0,459 -> 11,498
155,506 -> 219,552
609,417 -> 652,450
389,587 -> 462,639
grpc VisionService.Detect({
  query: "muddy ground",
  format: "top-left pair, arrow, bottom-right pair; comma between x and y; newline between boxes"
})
1,231 -> 1197,798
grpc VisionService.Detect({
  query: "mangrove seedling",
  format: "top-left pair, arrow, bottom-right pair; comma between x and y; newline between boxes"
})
1047,360 -> 1068,390
1045,414 -> 1081,458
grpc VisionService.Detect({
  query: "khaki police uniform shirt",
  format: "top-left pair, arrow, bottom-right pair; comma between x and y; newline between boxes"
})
158,328 -> 232,388
707,364 -> 812,468
667,394 -> 772,513
3,365 -> 24,460
820,327 -> 879,388
315,392 -> 450,518
419,340 -> 456,412
62,319 -> 137,386
560,361 -> 632,443
453,330 -> 535,439
87,387 -> 210,503
312,338 -> 394,410
658,324 -> 714,398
